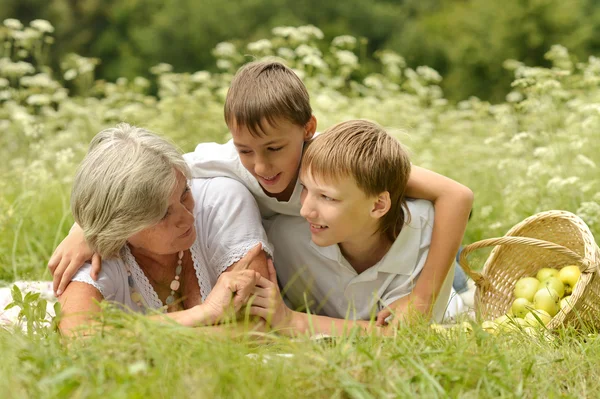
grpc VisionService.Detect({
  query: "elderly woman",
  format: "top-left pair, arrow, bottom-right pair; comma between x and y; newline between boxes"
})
59,124 -> 272,334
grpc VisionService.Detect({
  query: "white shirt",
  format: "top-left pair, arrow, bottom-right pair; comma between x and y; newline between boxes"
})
266,199 -> 454,323
71,177 -> 273,313
183,140 -> 303,219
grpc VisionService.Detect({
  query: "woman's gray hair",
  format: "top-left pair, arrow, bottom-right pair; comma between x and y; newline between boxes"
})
71,123 -> 191,258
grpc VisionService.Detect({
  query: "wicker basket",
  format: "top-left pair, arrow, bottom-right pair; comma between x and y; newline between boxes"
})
459,210 -> 600,330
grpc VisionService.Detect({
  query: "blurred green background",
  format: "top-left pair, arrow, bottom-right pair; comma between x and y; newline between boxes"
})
3,0 -> 600,102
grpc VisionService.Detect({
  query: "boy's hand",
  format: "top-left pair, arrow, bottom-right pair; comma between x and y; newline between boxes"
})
48,224 -> 101,296
249,259 -> 293,329
376,295 -> 431,326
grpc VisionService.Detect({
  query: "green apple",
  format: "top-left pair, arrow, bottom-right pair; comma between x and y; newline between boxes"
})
494,314 -> 511,328
524,309 -> 552,326
560,295 -> 573,310
558,265 -> 581,295
533,287 -> 560,317
514,277 -> 540,302
536,268 -> 559,282
511,297 -> 533,318
481,320 -> 498,334
540,276 -> 565,298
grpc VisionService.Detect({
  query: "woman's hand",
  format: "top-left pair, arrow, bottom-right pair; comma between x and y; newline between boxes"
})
202,270 -> 261,324
48,223 -> 102,296
249,259 -> 294,329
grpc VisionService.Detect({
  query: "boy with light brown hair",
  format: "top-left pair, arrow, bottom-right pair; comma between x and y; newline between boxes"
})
248,120 -> 456,334
49,60 -> 472,322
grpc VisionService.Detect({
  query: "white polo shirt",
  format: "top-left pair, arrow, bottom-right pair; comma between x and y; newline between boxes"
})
266,199 -> 454,323
183,140 -> 303,219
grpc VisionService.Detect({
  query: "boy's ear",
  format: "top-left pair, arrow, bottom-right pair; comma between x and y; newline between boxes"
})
371,192 -> 391,219
304,115 -> 317,141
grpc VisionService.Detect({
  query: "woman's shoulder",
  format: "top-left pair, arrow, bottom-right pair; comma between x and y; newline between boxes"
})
71,257 -> 128,299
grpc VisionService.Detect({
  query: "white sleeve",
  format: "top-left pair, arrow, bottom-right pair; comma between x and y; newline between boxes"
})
198,178 -> 274,275
70,260 -> 126,301
183,140 -> 247,180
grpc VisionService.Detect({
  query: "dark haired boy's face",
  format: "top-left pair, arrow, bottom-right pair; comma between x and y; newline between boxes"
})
231,117 -> 315,201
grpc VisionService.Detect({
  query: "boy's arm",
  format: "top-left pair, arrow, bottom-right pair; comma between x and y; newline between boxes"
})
48,223 -> 102,296
399,166 -> 473,316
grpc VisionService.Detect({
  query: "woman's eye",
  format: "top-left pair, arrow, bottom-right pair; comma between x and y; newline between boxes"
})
162,210 -> 171,220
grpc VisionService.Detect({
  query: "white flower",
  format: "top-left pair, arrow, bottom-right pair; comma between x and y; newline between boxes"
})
301,54 -> 327,70
3,19 -> 23,30
63,69 -> 77,80
576,154 -> 596,168
277,47 -> 296,60
0,58 -> 35,77
149,63 -> 173,75
295,44 -> 321,58
20,73 -> 58,89
0,78 -> 8,88
364,75 -> 384,90
30,19 -> 54,34
331,35 -> 357,49
26,94 -> 51,106
576,201 -> 600,227
191,71 -> 211,83
506,91 -> 523,103
416,66 -> 442,83
298,25 -> 324,40
247,39 -> 272,53
272,26 -> 297,38
134,77 -> 150,88
213,42 -> 237,59
216,59 -> 232,70
335,50 -> 358,67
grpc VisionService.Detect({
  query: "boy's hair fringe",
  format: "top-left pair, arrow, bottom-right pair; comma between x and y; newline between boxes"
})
302,120 -> 412,241
225,60 -> 312,136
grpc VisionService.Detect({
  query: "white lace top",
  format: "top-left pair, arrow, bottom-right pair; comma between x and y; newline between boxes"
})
71,177 -> 273,313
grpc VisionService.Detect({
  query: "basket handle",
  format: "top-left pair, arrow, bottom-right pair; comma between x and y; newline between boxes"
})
458,236 -> 593,286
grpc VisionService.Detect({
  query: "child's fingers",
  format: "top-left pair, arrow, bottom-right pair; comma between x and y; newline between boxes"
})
255,275 -> 275,289
267,258 -> 277,285
248,306 -> 269,320
91,253 -> 102,280
376,308 -> 391,326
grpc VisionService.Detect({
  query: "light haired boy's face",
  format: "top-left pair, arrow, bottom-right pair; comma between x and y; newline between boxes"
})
231,117 -> 315,201
299,170 -> 380,249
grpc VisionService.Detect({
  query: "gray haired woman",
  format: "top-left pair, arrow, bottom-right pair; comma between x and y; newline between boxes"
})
58,124 -> 273,334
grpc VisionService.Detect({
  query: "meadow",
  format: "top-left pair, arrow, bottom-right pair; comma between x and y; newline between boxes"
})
1,19 -> 600,398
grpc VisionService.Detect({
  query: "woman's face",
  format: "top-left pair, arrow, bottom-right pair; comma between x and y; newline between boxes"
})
127,172 -> 196,255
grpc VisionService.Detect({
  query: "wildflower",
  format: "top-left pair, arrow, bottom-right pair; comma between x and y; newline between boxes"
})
26,94 -> 51,106
63,69 -> 77,80
295,44 -> 321,58
335,50 -> 358,68
216,59 -> 232,70
0,58 -> 35,78
301,54 -> 327,70
416,66 -> 442,83
191,71 -> 211,83
3,19 -> 23,30
277,47 -> 296,60
213,42 -> 237,59
506,91 -> 523,103
331,35 -> 357,49
30,19 -> 54,34
20,73 -> 59,89
247,39 -> 272,53
149,63 -> 173,75
298,25 -> 324,40
576,201 -> 600,228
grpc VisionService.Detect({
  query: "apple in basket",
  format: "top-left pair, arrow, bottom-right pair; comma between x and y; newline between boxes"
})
524,309 -> 552,327
514,277 -> 540,302
558,265 -> 581,295
540,276 -> 565,298
511,297 -> 534,318
536,268 -> 559,282
533,287 -> 560,317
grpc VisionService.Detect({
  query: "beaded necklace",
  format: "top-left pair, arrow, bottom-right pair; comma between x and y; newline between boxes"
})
126,250 -> 184,311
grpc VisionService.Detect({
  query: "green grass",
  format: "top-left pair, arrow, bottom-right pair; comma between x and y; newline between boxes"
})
1,313 -> 599,398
